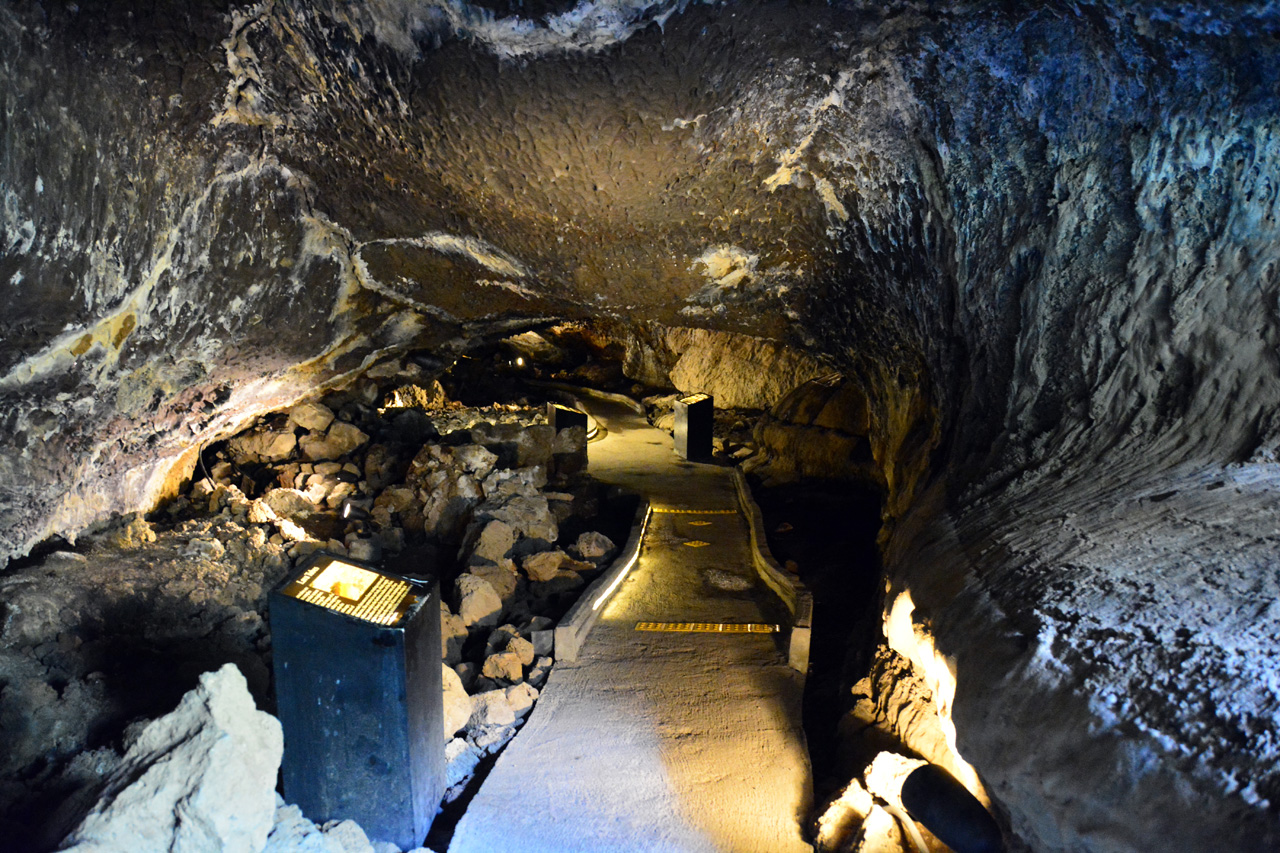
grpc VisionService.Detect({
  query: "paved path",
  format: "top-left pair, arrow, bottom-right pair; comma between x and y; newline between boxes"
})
448,398 -> 813,853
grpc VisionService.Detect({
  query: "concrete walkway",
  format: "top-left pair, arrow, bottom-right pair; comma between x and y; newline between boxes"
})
448,398 -> 813,853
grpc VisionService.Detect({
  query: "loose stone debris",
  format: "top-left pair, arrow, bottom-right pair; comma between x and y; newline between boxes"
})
0,369 -> 631,847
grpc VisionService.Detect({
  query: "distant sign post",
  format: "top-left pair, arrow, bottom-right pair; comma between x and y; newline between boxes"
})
674,393 -> 714,460
271,553 -> 443,851
547,402 -> 589,433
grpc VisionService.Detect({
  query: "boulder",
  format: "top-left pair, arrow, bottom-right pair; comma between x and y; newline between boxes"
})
452,444 -> 498,480
363,444 -> 410,492
468,560 -> 520,605
468,689 -> 516,729
469,724 -> 516,756
528,657 -> 554,689
506,683 -> 539,718
481,650 -> 524,683
440,605 -> 468,665
480,495 -> 557,544
228,430 -> 298,464
453,662 -> 477,692
469,423 -> 554,469
454,574 -> 502,629
319,821 -> 375,853
444,738 -> 482,790
484,624 -> 522,656
288,402 -> 336,433
573,531 -> 616,562
262,488 -> 318,523
442,665 -> 473,740
345,536 -> 380,563
531,572 -> 585,598
469,520 -> 515,563
300,422 -> 369,462
60,664 -> 282,853
480,466 -> 546,500
521,549 -> 566,582
506,636 -> 535,667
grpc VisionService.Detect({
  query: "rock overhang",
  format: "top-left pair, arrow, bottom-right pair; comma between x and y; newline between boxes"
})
5,5 -> 1280,845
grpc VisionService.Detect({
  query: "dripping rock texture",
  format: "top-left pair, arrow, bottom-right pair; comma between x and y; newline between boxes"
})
3,2 -> 1280,849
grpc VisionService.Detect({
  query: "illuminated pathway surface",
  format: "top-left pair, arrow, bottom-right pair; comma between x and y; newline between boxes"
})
448,396 -> 813,853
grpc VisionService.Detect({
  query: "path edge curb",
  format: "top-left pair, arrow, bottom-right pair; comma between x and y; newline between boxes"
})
554,497 -> 652,662
732,468 -> 813,675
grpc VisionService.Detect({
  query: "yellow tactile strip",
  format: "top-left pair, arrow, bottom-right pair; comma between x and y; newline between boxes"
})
650,508 -> 738,515
635,622 -> 781,633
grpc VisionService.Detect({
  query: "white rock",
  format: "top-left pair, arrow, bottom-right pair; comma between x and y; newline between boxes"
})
321,820 -> 375,853
262,803 -> 338,853
454,573 -> 503,629
289,401 -> 336,433
482,495 -> 557,543
61,664 -> 282,853
573,531 -> 616,562
263,488 -> 318,522
442,664 -> 473,740
470,519 -> 515,563
506,682 -> 539,718
444,738 -> 482,788
452,444 -> 498,479
469,689 -> 516,728
262,807 -> 376,853
469,724 -> 516,755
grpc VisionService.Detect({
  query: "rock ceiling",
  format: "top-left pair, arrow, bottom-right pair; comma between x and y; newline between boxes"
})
3,2 -> 1280,847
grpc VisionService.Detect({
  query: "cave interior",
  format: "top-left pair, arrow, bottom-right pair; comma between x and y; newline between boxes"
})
3,1 -> 1280,851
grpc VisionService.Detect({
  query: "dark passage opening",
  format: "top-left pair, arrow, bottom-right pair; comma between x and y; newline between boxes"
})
750,477 -> 885,799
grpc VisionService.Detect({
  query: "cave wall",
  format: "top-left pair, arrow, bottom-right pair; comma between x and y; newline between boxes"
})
4,2 -> 1280,848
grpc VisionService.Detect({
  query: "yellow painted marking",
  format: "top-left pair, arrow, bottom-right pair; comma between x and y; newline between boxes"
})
689,520 -> 712,527
683,540 -> 711,548
651,508 -> 737,515
636,622 -> 780,633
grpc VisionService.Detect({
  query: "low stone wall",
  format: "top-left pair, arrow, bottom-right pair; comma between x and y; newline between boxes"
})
732,469 -> 813,675
553,499 -> 651,663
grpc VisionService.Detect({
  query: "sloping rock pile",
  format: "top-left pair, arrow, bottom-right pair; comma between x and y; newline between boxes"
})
0,373 -> 623,849
439,526 -> 614,801
60,663 -> 437,853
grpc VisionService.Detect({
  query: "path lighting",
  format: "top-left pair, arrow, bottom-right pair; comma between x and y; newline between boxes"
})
863,752 -> 1004,853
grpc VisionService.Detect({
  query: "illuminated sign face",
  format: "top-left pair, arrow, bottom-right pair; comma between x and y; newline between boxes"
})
281,555 -> 414,626
311,561 -> 380,602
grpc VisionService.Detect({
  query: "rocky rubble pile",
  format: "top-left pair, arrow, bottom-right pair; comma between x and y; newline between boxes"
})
60,663 -> 438,853
439,524 -> 614,801
0,371 -> 626,850
642,393 -> 760,463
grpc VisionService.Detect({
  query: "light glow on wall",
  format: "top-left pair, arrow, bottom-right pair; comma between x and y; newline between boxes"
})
884,590 -> 988,805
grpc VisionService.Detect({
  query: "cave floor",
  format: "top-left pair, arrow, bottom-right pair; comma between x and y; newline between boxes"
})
448,396 -> 813,853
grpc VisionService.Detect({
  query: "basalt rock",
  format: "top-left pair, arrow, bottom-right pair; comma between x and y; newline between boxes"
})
3,3 -> 1280,850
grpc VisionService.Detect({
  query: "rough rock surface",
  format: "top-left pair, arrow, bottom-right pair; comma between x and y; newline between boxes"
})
4,2 -> 1280,850
59,664 -> 282,853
